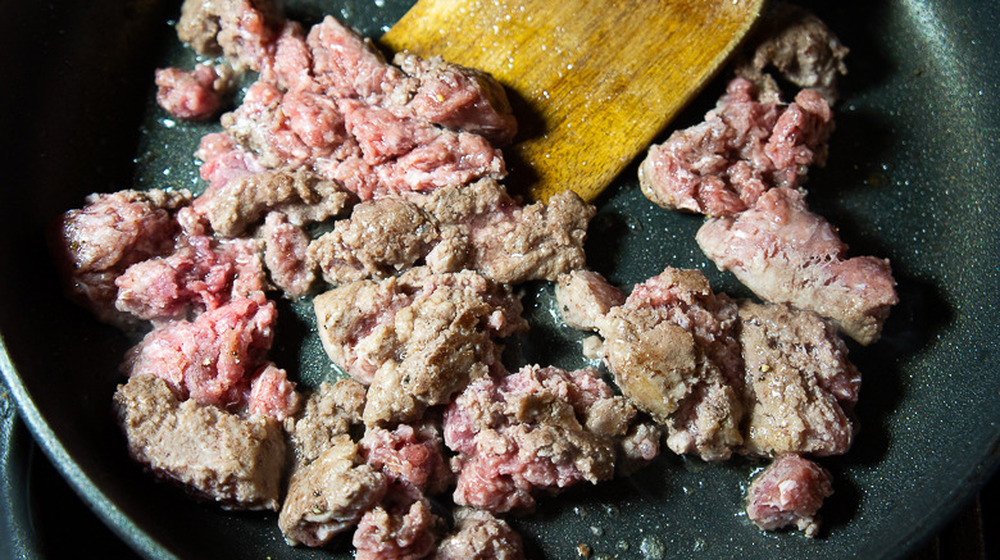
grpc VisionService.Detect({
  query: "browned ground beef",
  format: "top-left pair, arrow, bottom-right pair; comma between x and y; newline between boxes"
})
113,374 -> 287,510
309,179 -> 594,285
434,507 -> 526,560
313,268 -> 527,426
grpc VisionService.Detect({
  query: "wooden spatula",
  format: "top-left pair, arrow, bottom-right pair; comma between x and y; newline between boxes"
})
382,0 -> 765,202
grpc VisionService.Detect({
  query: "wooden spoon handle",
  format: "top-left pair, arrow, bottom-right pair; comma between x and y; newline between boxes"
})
383,0 -> 764,202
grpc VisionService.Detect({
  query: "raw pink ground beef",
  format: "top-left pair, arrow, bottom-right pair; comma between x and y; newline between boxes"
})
360,423 -> 452,495
155,64 -> 231,121
353,497 -> 441,560
443,366 -> 622,513
247,363 -> 300,420
746,454 -> 834,537
114,235 -> 266,323
122,294 -> 277,412
639,77 -> 833,217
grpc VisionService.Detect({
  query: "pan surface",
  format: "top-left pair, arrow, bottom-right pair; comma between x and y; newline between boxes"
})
1,0 -> 998,558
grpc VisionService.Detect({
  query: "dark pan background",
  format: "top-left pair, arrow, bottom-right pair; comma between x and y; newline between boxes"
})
1,0 -> 999,559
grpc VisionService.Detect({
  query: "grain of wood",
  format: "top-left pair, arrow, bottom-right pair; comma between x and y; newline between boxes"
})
382,0 -> 764,202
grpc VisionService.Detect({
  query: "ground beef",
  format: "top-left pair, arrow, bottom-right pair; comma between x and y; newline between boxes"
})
638,78 -> 833,217
360,423 -> 453,495
121,295 -> 277,411
443,365 -> 637,513
433,507 -> 525,560
259,212 -> 316,298
314,269 -> 527,426
600,267 -> 744,461
53,189 -> 191,326
196,166 -> 352,238
308,198 -> 440,284
737,301 -> 858,457
696,187 -> 898,345
114,235 -> 267,323
746,454 -> 834,537
309,179 -> 593,285
176,0 -> 282,72
353,494 -> 443,560
392,53 -> 518,146
247,363 -> 300,421
284,379 -> 366,466
279,434 -> 388,547
155,64 -> 233,121
113,374 -> 286,510
554,270 -> 626,332
734,2 -> 849,104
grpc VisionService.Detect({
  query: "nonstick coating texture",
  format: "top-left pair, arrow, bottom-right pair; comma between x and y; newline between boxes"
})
1,0 -> 999,558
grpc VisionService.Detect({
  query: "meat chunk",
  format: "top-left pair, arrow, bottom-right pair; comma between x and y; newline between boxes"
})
393,53 -> 518,146
284,379 -> 366,466
305,16 -> 409,103
247,363 -> 301,421
734,3 -> 849,104
314,269 -> 527,426
155,64 -> 233,121
53,189 -> 191,326
122,295 -> 277,411
309,198 -> 439,283
196,166 -> 351,237
738,301 -> 858,456
433,508 -> 525,560
310,179 -> 594,285
696,187 -> 897,345
554,270 -> 625,331
600,267 -> 744,461
113,374 -> 286,510
746,454 -> 834,537
279,435 -> 388,547
353,494 -> 443,560
176,0 -> 283,72
259,212 -> 317,298
114,235 -> 267,323
443,365 -> 644,513
638,78 -> 833,217
360,423 -> 453,495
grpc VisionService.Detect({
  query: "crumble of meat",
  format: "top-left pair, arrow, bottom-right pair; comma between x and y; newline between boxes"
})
443,365 -> 653,513
353,492 -> 443,560
638,78 -> 833,217
600,267 -> 744,461
360,422 -> 453,495
734,2 -> 849,104
392,53 -> 518,146
314,268 -> 527,426
114,235 -> 267,323
53,188 -> 192,327
434,507 -> 526,560
155,64 -> 234,121
278,434 -> 388,547
247,363 -> 301,421
309,179 -> 594,285
738,300 -> 859,457
284,379 -> 366,466
746,454 -> 834,537
554,270 -> 626,332
121,294 -> 277,412
195,166 -> 352,238
113,374 -> 286,510
259,212 -> 316,298
696,187 -> 898,345
176,0 -> 283,72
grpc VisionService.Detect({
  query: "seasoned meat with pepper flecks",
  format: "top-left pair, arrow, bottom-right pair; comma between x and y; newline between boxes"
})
113,374 -> 286,510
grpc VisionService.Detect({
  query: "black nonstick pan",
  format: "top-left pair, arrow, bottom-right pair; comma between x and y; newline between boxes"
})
1,0 -> 999,558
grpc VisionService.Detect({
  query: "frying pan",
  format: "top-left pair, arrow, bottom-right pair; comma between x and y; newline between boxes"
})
1,0 -> 999,558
